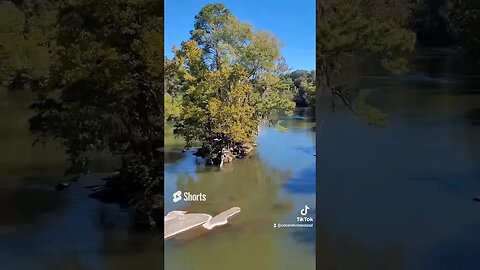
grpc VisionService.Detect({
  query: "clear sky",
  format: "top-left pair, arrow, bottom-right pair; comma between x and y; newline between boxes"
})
165,0 -> 315,71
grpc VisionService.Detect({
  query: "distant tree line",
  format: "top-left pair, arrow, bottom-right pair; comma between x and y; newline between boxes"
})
410,0 -> 480,61
286,70 -> 316,108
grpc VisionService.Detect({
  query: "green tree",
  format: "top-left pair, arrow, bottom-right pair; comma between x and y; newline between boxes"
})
0,1 -> 53,89
287,70 -> 316,107
3,0 -> 53,37
164,92 -> 182,120
167,4 -> 294,165
29,0 -> 164,226
317,0 -> 416,126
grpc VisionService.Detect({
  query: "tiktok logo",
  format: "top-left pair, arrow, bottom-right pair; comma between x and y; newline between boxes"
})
300,205 -> 310,216
173,191 -> 182,203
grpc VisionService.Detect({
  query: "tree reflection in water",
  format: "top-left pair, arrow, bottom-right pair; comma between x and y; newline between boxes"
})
166,157 -> 317,270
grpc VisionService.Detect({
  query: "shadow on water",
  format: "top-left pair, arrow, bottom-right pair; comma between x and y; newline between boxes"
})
164,149 -> 187,165
0,176 -> 164,270
0,187 -> 64,228
0,87 -> 163,269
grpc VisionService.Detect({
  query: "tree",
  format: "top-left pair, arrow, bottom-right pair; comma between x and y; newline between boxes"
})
449,0 -> 480,62
410,0 -> 454,46
167,4 -> 295,165
164,92 -> 182,120
29,0 -> 164,226
287,70 -> 316,107
317,0 -> 416,126
0,1 -> 53,89
3,0 -> 53,37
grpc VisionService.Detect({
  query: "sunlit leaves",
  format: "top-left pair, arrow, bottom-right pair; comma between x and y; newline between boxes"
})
165,93 -> 182,120
167,4 -> 295,155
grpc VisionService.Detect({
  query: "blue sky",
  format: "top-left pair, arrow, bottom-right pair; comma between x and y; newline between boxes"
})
165,0 -> 315,71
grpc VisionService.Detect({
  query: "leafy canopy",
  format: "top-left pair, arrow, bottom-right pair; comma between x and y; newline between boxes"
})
0,1 -> 53,88
29,0 -> 164,208
166,4 -> 295,152
287,70 -> 316,107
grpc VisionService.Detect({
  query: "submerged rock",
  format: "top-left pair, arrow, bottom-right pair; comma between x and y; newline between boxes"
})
474,197 -> 480,203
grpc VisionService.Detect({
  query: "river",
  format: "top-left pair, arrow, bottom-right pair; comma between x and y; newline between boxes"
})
317,49 -> 480,270
0,89 -> 316,269
0,89 -> 163,270
164,110 -> 317,270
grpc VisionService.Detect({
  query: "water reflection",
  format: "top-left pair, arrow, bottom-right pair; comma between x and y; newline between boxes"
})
0,187 -> 64,228
317,224 -> 406,270
168,159 -> 294,270
318,49 -> 480,269
164,113 -> 316,270
0,88 -> 163,269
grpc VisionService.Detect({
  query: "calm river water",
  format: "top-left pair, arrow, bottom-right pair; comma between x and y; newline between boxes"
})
0,89 -> 163,270
164,111 -> 317,270
317,49 -> 480,270
0,89 -> 316,269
